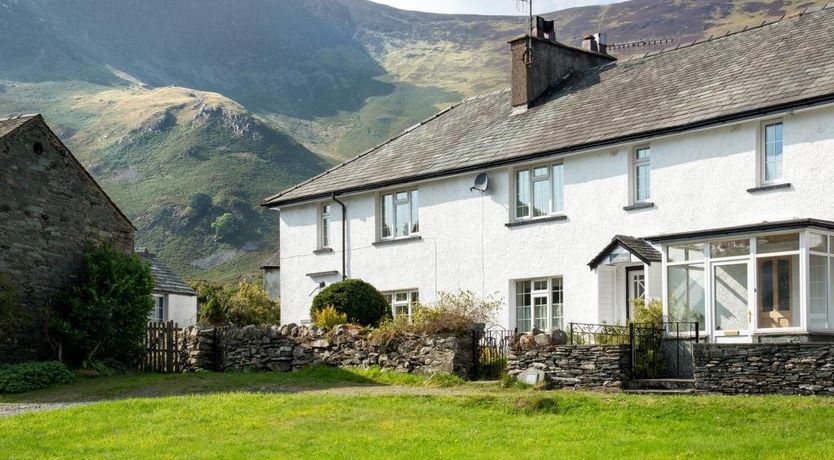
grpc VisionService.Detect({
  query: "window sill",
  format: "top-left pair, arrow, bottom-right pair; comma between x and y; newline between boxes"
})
306,270 -> 339,278
623,202 -> 655,211
747,183 -> 791,193
506,214 -> 567,228
313,248 -> 334,255
372,235 -> 422,246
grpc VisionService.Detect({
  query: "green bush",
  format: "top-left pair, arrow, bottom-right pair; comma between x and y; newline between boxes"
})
51,244 -> 155,367
0,361 -> 74,394
194,280 -> 279,326
313,305 -> 348,330
310,279 -> 388,327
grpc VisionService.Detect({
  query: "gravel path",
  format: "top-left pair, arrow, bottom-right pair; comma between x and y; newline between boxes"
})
0,403 -> 85,418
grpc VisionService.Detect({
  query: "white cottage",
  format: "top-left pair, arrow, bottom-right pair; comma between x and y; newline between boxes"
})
137,249 -> 198,327
264,8 -> 834,344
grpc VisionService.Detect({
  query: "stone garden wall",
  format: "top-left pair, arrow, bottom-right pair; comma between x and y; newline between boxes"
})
507,335 -> 631,390
179,323 -> 480,378
694,343 -> 834,395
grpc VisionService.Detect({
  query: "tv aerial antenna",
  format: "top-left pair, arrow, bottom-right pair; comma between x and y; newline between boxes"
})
517,0 -> 534,64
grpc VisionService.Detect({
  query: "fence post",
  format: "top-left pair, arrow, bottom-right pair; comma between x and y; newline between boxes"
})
629,322 -> 635,378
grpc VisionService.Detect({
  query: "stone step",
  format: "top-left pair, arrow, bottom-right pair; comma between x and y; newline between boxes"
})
623,388 -> 697,396
629,379 -> 696,391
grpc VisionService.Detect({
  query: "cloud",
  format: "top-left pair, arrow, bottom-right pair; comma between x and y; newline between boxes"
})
370,0 -> 625,15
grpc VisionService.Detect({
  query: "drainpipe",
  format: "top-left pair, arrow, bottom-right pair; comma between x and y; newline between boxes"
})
331,193 -> 347,280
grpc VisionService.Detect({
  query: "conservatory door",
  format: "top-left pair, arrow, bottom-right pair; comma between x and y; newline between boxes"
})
712,261 -> 752,337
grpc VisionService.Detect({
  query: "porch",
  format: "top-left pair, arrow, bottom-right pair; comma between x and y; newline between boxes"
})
589,218 -> 834,343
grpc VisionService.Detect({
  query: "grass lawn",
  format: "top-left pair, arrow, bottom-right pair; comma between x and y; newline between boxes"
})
2,368 -> 834,459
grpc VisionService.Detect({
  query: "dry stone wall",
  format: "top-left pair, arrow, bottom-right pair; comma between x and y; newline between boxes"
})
694,343 -> 834,395
507,337 -> 631,390
179,323 -> 480,378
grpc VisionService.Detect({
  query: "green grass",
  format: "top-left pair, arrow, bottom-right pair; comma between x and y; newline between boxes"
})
2,370 -> 834,459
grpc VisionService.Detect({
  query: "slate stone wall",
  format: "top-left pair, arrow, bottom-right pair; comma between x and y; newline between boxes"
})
179,323 -> 480,378
0,117 -> 134,362
507,342 -> 631,390
694,343 -> 834,395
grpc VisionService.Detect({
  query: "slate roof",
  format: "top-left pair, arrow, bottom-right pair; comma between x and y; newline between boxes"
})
0,115 -> 38,140
643,218 -> 834,243
261,252 -> 281,269
137,250 -> 197,296
588,235 -> 662,269
265,6 -> 834,206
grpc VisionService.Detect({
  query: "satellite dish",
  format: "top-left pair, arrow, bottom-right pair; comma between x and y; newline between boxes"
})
471,173 -> 489,192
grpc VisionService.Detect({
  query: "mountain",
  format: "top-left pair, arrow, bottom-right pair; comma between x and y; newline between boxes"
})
0,0 -> 826,282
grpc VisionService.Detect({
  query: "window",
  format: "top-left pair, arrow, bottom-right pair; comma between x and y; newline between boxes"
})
149,296 -> 164,322
632,146 -> 651,203
514,278 -> 563,331
381,190 -> 419,239
761,121 -> 783,184
319,203 -> 331,249
514,162 -> 564,220
384,290 -> 419,319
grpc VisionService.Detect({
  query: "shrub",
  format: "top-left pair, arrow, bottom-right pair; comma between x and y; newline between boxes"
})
51,244 -> 155,367
194,280 -> 279,326
310,279 -> 388,327
372,290 -> 499,343
211,213 -> 238,241
227,280 -> 280,325
313,305 -> 347,330
0,361 -> 74,394
630,297 -> 664,325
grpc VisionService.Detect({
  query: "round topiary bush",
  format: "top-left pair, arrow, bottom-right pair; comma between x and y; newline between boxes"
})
310,279 -> 389,327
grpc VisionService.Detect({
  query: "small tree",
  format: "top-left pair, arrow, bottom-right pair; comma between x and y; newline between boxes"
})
227,280 -> 280,325
52,244 -> 155,367
310,279 -> 388,327
189,193 -> 213,215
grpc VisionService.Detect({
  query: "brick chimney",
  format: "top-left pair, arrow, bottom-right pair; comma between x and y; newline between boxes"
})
510,18 -> 616,112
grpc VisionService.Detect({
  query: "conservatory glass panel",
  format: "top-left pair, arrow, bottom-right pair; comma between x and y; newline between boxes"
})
810,255 -> 828,329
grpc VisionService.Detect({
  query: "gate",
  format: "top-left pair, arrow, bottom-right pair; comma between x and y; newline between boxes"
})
475,327 -> 515,380
143,321 -> 182,373
630,321 -> 699,379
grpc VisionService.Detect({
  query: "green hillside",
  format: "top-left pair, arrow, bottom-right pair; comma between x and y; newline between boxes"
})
0,0 -> 827,282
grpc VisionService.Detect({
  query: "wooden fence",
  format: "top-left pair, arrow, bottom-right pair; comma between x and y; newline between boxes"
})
143,321 -> 182,373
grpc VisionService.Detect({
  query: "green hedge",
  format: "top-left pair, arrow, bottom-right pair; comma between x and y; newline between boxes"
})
310,279 -> 389,327
0,361 -> 75,394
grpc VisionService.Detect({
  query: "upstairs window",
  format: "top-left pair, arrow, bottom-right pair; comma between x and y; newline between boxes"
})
381,189 -> 419,239
761,121 -> 783,184
319,203 -> 331,249
632,146 -> 651,203
514,162 -> 564,220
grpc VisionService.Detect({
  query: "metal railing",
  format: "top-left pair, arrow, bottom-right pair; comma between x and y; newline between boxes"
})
568,322 -> 630,345
475,327 -> 516,380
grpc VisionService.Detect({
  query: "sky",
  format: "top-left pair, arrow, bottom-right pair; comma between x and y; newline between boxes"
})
370,0 -> 626,16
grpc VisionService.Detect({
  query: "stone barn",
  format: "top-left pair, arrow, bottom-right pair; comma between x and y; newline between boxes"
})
0,114 -> 135,362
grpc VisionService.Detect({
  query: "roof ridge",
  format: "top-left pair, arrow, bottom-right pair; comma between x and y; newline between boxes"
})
0,113 -> 39,122
263,94 -> 482,204
623,4 -> 833,63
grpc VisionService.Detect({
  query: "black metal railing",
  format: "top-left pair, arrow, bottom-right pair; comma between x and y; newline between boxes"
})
568,322 -> 630,345
475,327 -> 516,380
568,321 -> 699,379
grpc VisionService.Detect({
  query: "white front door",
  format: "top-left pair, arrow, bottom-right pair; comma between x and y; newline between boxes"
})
627,268 -> 646,320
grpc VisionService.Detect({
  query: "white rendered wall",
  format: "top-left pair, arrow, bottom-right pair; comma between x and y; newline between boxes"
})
278,105 -> 834,328
166,293 -> 198,327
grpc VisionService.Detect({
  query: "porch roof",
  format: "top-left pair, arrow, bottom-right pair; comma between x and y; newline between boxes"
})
643,218 -> 834,244
588,235 -> 662,270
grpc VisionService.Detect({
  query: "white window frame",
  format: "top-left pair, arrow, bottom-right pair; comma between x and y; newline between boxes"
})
318,202 -> 332,249
758,119 -> 784,185
149,295 -> 165,322
513,162 -> 565,222
384,290 -> 419,319
513,277 -> 564,332
379,189 -> 419,240
631,145 -> 651,204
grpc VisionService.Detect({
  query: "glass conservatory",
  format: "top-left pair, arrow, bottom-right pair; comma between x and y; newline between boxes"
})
649,219 -> 834,343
